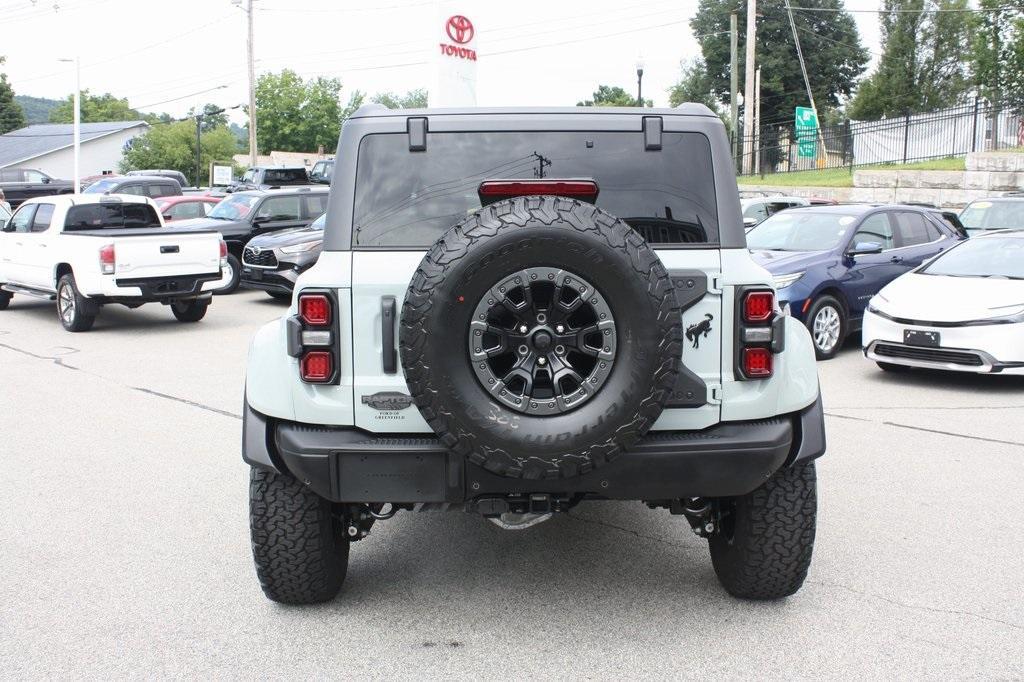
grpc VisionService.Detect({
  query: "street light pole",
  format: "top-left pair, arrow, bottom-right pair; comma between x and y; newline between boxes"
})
58,57 -> 80,194
636,58 -> 645,107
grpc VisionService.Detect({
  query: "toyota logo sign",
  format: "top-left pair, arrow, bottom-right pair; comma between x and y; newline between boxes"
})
446,15 -> 474,44
439,14 -> 477,61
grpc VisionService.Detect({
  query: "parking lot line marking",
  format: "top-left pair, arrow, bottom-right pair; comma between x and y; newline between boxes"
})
882,421 -> 1024,448
131,387 -> 241,420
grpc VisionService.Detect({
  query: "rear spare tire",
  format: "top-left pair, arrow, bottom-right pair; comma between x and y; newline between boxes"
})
400,195 -> 683,480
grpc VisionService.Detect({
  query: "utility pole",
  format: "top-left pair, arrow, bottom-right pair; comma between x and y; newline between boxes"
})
730,12 -> 739,166
636,57 -> 645,107
196,115 -> 202,187
244,0 -> 257,166
742,0 -> 756,175
754,66 -> 761,175
58,57 -> 80,193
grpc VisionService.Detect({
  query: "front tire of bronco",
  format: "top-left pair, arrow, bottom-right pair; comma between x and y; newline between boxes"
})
0,290 -> 10,310
709,461 -> 817,600
249,468 -> 349,604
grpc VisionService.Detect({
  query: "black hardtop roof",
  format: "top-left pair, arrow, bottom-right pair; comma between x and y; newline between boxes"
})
348,103 -> 718,119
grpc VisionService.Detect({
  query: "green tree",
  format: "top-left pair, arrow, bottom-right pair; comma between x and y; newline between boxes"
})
668,58 -> 719,110
0,56 -> 26,134
577,85 -> 651,107
253,69 -> 346,153
972,0 -> 1024,107
690,0 -> 867,137
188,103 -> 228,133
49,90 -> 146,123
849,0 -> 975,120
119,121 -> 239,186
371,88 -> 428,108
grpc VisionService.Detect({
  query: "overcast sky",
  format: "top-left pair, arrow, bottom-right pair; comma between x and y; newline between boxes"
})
0,0 -> 884,124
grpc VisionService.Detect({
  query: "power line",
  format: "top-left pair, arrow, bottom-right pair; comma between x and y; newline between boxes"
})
787,3 -> 1019,12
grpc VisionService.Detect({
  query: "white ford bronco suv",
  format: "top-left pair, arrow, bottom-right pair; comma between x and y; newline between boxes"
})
243,105 -> 825,604
0,194 -> 227,331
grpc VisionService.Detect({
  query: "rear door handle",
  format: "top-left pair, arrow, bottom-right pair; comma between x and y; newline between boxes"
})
160,245 -> 180,254
381,296 -> 397,374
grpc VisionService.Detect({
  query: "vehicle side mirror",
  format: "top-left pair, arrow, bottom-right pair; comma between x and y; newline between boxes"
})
743,217 -> 758,228
162,214 -> 172,221
252,215 -> 270,225
848,241 -> 883,256
0,220 -> 9,232
42,177 -> 51,184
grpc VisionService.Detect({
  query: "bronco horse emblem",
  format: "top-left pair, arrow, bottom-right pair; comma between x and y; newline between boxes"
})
686,314 -> 714,349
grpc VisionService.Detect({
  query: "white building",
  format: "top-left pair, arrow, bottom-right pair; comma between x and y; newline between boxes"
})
0,121 -> 149,179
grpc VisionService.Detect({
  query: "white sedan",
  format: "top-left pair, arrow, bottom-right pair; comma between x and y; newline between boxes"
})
863,230 -> 1024,374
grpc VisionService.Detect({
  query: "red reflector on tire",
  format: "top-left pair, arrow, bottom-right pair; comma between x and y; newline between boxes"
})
744,291 -> 774,322
301,351 -> 332,382
742,347 -> 773,378
299,294 -> 331,326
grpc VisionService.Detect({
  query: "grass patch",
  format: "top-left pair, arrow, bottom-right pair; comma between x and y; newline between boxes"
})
737,156 -> 966,188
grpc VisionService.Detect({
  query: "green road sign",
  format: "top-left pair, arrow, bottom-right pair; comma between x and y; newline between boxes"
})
795,106 -> 817,158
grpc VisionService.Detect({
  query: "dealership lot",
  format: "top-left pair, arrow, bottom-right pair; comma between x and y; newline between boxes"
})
1,292 -> 1022,678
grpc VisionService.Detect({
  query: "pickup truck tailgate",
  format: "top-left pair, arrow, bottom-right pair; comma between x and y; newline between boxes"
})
112,231 -> 221,279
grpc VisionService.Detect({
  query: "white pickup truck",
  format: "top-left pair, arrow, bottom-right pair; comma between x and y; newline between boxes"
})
0,194 -> 227,331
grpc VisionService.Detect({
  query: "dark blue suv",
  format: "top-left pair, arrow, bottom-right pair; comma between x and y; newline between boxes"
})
747,204 -> 963,359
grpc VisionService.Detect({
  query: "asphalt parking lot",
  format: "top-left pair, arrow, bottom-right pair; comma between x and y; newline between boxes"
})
2,291 -> 1022,678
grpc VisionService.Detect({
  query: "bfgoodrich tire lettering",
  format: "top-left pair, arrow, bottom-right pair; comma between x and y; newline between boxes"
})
709,461 -> 817,600
249,468 -> 349,604
399,195 -> 683,480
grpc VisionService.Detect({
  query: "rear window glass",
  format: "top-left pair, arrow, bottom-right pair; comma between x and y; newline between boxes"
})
64,203 -> 162,230
960,200 -> 1024,231
352,131 -> 719,248
264,168 -> 308,184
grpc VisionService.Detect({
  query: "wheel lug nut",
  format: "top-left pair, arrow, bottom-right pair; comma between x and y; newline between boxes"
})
519,325 -> 528,333
538,357 -> 547,365
555,325 -> 564,333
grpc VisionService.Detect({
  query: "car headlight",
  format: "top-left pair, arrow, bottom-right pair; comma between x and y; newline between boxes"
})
280,240 -> 322,254
772,272 -> 804,290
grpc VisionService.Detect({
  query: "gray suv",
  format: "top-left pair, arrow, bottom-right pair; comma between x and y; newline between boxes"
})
242,104 -> 826,604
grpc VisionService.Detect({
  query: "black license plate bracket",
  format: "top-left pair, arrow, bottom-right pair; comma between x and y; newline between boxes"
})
904,329 -> 940,347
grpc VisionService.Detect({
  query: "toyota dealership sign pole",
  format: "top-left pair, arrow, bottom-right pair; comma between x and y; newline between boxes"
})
430,2 -> 477,107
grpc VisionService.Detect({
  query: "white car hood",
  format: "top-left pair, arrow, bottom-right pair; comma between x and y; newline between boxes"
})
876,273 -> 1024,322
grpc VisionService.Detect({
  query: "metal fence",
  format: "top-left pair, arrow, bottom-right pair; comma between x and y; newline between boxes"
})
736,99 -> 1024,177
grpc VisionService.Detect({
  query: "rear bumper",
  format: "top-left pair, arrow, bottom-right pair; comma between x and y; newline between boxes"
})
243,394 -> 826,503
98,272 -> 222,301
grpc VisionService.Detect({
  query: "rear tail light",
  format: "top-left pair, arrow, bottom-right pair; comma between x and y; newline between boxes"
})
219,239 -> 228,267
477,179 -> 600,206
299,293 -> 331,326
99,244 -> 116,275
742,347 -> 773,378
743,291 -> 774,322
289,290 -> 338,384
300,351 -> 333,382
736,288 -> 780,380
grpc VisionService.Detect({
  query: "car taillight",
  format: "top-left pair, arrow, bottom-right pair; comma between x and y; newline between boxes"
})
219,239 -> 228,267
742,347 -> 773,378
99,244 -> 115,275
299,293 -> 331,326
289,290 -> 338,384
301,351 -> 332,382
743,291 -> 774,322
736,288 -> 781,380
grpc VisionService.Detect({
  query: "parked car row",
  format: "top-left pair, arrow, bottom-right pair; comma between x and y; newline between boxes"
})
744,195 -> 1024,376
